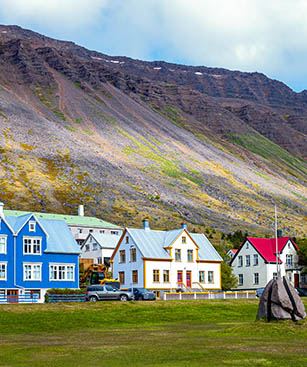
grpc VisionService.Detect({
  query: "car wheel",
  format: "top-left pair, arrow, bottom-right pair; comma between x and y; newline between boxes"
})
89,296 -> 98,302
120,294 -> 128,301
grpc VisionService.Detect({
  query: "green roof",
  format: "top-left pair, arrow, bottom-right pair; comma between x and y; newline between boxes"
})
3,210 -> 121,229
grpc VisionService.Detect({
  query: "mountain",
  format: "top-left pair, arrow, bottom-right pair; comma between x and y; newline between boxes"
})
0,25 -> 306,236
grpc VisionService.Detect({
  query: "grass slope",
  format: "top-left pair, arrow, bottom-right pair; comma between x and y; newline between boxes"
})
0,300 -> 306,366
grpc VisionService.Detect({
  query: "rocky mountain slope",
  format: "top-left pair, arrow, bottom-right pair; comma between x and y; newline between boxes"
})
0,25 -> 306,235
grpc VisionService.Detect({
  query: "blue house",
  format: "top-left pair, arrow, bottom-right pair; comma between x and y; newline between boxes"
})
0,203 -> 81,302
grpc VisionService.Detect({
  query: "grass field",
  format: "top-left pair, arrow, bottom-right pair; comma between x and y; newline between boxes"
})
0,299 -> 306,366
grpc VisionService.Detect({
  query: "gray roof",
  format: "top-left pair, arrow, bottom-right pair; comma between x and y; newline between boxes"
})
83,233 -> 121,249
4,215 -> 80,254
127,227 -> 222,261
190,233 -> 223,261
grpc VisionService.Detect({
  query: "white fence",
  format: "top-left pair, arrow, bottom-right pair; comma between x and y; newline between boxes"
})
163,290 -> 257,301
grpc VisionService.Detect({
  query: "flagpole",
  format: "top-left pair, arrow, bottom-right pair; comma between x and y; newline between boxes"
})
275,204 -> 280,277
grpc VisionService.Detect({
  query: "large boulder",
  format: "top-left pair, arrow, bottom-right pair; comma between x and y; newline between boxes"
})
257,276 -> 306,322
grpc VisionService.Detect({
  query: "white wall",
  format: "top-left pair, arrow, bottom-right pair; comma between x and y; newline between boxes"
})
80,235 -> 115,264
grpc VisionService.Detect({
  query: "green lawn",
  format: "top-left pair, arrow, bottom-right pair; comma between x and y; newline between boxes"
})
0,299 -> 306,366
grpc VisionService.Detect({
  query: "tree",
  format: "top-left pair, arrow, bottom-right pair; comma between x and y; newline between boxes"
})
221,262 -> 238,290
297,237 -> 307,272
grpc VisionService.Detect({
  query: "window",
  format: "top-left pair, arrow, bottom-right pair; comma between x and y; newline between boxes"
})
246,255 -> 250,267
132,270 -> 138,283
199,271 -> 205,283
24,263 -> 41,281
119,250 -> 126,263
175,249 -> 181,261
89,237 -> 93,242
273,272 -> 277,280
49,264 -> 75,281
182,236 -> 186,244
163,270 -> 170,283
111,231 -> 119,235
253,254 -> 258,266
85,244 -> 90,252
130,248 -> 136,262
238,274 -> 243,286
153,269 -> 160,282
246,242 -> 249,249
104,257 -> 110,267
92,243 -> 98,251
154,290 -> 160,299
29,221 -> 36,232
125,236 -> 129,244
286,254 -> 293,265
254,273 -> 259,285
119,272 -> 125,284
79,228 -> 83,233
0,236 -> 7,254
100,230 -> 105,234
23,237 -> 41,255
0,263 -> 7,280
89,229 -> 93,233
187,249 -> 193,262
208,271 -> 214,283
238,256 -> 243,267
97,257 -> 102,264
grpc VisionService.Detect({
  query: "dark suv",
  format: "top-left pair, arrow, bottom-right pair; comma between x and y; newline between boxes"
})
86,285 -> 134,302
128,288 -> 156,300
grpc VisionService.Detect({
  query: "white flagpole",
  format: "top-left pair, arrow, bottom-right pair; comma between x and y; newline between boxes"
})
275,204 -> 280,277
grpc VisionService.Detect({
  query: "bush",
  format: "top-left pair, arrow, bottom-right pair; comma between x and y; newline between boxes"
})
46,288 -> 86,295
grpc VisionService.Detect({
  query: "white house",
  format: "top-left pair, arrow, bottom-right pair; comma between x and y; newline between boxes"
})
230,236 -> 300,290
111,220 -> 222,299
80,233 -> 121,266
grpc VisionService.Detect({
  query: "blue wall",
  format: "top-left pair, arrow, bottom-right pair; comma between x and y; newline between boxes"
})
0,216 -> 79,290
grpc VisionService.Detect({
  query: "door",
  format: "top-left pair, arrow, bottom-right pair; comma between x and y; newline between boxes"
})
186,271 -> 191,287
294,273 -> 299,288
177,271 -> 183,284
7,290 -> 19,303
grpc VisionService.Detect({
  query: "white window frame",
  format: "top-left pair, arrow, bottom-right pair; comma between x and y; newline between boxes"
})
246,255 -> 250,267
23,237 -> 42,255
254,273 -> 259,285
0,262 -> 7,281
238,256 -> 243,267
238,274 -> 243,286
0,236 -> 7,254
29,221 -> 36,232
23,263 -> 42,281
253,254 -> 258,266
49,263 -> 75,281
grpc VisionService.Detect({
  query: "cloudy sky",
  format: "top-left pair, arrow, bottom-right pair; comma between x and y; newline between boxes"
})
0,0 -> 306,91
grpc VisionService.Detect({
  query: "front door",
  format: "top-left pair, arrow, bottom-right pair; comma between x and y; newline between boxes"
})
294,273 -> 299,288
186,271 -> 191,287
7,290 -> 19,303
177,271 -> 183,284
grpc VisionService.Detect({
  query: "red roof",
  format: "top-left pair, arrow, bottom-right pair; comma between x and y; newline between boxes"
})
230,249 -> 238,254
246,237 -> 298,263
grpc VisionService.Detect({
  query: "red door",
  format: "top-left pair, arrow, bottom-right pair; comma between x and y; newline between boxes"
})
294,274 -> 299,288
177,271 -> 183,284
186,271 -> 191,287
7,290 -> 18,303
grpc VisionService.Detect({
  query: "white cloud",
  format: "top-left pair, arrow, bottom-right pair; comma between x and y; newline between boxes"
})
0,0 -> 110,31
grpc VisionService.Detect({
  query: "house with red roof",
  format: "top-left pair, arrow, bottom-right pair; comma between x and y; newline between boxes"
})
230,236 -> 300,290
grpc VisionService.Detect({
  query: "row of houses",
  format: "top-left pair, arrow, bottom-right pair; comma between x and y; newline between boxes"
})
0,203 -> 305,302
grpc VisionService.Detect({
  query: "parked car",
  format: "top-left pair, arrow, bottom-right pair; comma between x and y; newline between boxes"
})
295,287 -> 307,297
128,288 -> 156,300
256,288 -> 265,298
86,285 -> 134,302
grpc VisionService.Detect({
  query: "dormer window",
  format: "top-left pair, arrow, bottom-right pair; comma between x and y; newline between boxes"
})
182,236 -> 186,244
29,221 -> 36,232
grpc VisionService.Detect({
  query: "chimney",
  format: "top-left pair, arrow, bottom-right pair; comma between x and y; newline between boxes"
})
142,219 -> 150,231
181,223 -> 187,230
277,229 -> 283,238
78,204 -> 84,217
0,202 -> 3,218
